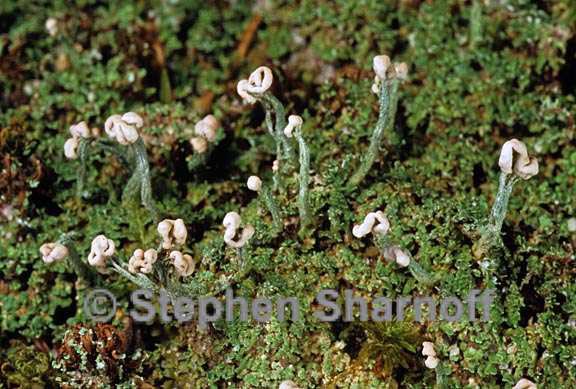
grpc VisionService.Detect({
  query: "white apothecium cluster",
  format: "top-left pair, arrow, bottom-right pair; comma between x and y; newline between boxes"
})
352,211 -> 390,238
283,115 -> 303,138
127,219 -> 194,277
157,218 -> 188,250
237,66 -> 273,104
223,211 -> 254,248
371,55 -> 408,94
498,139 -> 539,180
87,235 -> 115,272
422,341 -> 439,369
104,112 -> 143,145
352,211 -> 411,267
169,250 -> 195,277
128,248 -> 158,274
39,242 -> 68,264
246,176 -> 262,192
64,121 -> 90,159
191,114 -> 220,154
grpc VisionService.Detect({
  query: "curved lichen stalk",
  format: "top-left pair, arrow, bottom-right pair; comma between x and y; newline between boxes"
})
59,234 -> 96,283
435,359 -> 449,386
469,0 -> 483,49
488,173 -> 519,234
260,93 -> 296,167
406,257 -> 434,286
69,114 -> 159,221
237,66 -> 296,174
283,115 -> 312,234
263,185 -> 283,231
348,56 -> 407,188
373,233 -> 434,285
354,211 -> 435,286
77,138 -> 132,199
348,78 -> 399,187
76,138 -> 90,198
110,259 -> 158,291
247,175 -> 283,231
474,172 -> 519,261
99,112 -> 159,221
95,139 -> 131,167
474,139 -> 538,261
131,137 -> 158,221
294,124 -> 311,232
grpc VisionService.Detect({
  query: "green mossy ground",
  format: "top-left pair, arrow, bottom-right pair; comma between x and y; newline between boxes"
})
1,1 -> 575,387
